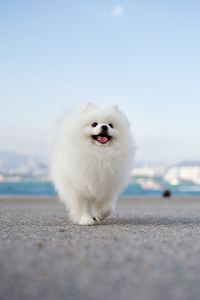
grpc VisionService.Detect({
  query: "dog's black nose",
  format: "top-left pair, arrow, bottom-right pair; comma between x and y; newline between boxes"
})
101,125 -> 108,131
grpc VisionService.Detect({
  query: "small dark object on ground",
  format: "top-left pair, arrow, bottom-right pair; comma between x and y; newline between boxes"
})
162,189 -> 172,198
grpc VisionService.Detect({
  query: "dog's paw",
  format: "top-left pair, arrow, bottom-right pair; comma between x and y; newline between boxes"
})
94,209 -> 111,223
77,216 -> 96,226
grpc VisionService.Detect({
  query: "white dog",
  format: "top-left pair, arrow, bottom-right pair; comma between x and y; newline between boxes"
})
51,103 -> 133,225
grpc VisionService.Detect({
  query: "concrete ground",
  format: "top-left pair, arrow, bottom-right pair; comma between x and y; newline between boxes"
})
1,196 -> 200,300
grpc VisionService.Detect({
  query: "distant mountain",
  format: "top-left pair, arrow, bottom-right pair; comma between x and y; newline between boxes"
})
0,151 -> 47,169
134,160 -> 200,168
175,161 -> 200,167
0,151 -> 199,170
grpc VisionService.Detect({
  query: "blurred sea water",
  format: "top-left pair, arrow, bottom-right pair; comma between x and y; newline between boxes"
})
0,181 -> 200,196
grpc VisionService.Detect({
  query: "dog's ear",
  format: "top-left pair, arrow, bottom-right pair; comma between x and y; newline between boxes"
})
82,102 -> 98,112
110,105 -> 120,112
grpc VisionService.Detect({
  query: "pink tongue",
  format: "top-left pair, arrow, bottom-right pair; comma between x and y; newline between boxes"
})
97,136 -> 108,143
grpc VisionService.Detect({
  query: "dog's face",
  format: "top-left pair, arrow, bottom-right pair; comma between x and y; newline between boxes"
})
79,103 -> 130,146
90,122 -> 113,145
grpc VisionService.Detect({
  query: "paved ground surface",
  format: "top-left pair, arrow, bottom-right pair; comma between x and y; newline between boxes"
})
1,196 -> 200,300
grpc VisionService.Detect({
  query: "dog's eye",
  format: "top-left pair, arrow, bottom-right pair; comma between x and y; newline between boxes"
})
109,123 -> 114,128
92,122 -> 98,127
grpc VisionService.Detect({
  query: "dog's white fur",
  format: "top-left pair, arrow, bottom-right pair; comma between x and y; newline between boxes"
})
51,103 -> 133,225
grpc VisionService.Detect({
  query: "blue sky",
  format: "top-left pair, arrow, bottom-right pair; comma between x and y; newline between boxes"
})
0,0 -> 200,163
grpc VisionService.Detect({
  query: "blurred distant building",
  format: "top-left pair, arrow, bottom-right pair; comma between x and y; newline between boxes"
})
0,154 -> 49,181
164,166 -> 200,185
132,165 -> 166,178
0,151 -> 200,186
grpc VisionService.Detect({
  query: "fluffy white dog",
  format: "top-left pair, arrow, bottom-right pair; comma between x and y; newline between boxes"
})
51,103 -> 133,225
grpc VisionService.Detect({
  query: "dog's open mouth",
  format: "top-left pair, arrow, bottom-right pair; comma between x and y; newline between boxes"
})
92,134 -> 112,144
